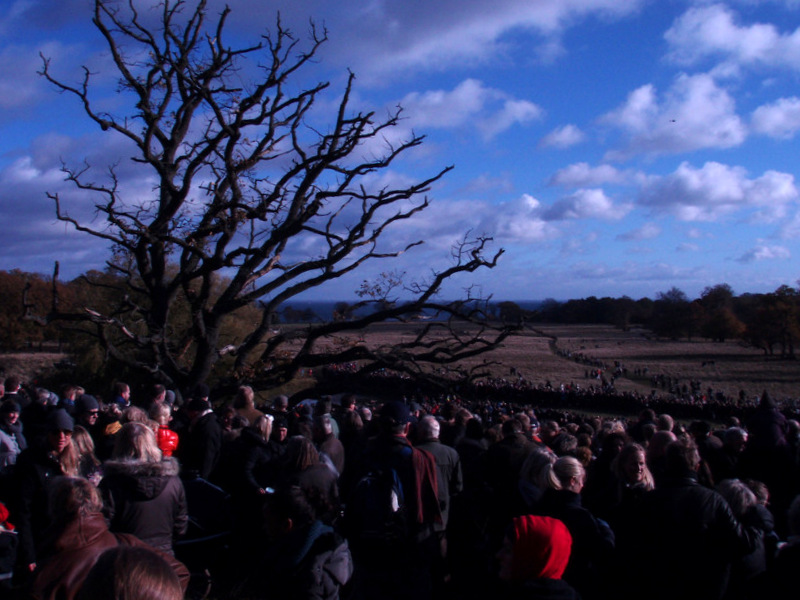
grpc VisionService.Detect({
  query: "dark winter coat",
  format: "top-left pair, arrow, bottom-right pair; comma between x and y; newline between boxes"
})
30,512 -> 189,600
180,411 -> 223,480
238,520 -> 353,600
99,457 -> 188,554
11,443 -> 67,566
623,474 -> 758,600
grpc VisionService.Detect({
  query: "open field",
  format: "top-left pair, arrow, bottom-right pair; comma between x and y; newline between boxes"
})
326,322 -> 800,402
3,324 -> 800,403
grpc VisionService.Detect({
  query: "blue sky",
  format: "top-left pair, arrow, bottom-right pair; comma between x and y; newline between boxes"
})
2,0 -> 800,302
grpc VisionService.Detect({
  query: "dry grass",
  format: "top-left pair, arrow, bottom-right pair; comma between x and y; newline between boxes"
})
4,324 -> 800,403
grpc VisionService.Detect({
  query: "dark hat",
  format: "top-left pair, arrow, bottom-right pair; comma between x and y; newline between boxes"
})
75,394 -> 100,414
191,383 -> 210,400
380,401 -> 411,426
273,395 -> 289,409
47,409 -> 74,432
186,398 -> 211,412
164,390 -> 176,405
0,401 -> 21,414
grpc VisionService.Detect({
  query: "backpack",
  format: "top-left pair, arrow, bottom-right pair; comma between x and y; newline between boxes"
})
343,463 -> 411,551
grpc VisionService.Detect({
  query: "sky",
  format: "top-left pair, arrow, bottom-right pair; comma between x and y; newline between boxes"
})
2,0 -> 800,302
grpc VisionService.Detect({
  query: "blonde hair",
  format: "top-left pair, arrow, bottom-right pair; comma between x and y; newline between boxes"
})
253,414 -> 273,441
113,422 -> 163,463
545,456 -> 585,491
149,402 -> 172,426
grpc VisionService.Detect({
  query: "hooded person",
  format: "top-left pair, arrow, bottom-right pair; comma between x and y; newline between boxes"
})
496,515 -> 580,600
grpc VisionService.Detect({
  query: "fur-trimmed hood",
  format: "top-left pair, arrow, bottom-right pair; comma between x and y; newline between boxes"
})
101,457 -> 180,501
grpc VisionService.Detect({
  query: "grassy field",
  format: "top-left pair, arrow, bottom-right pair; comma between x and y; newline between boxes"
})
323,322 -> 800,402
3,324 -> 800,403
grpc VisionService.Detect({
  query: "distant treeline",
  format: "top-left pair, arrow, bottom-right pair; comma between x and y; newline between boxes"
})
494,284 -> 800,358
3,268 -> 799,363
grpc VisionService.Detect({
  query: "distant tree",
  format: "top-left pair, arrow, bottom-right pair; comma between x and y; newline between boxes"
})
742,285 -> 800,357
651,287 -> 692,339
497,301 -> 526,324
26,0 -> 511,393
699,284 -> 744,342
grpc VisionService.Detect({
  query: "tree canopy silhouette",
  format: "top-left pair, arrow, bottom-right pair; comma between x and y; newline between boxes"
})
27,0 -> 511,393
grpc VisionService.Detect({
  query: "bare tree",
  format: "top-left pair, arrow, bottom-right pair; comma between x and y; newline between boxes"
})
27,0 -> 512,393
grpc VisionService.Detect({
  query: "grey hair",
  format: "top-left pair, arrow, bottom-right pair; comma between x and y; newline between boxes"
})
419,415 -> 440,440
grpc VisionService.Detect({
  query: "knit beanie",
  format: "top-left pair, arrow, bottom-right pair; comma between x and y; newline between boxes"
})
509,515 -> 572,581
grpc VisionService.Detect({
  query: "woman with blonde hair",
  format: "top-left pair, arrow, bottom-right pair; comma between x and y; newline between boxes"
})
538,456 -> 615,600
72,425 -> 102,485
99,422 -> 188,555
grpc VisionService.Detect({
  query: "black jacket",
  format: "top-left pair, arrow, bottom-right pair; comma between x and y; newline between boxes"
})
99,457 -> 188,554
623,474 -> 758,600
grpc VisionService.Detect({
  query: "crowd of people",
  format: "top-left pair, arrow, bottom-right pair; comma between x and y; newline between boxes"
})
0,372 -> 799,599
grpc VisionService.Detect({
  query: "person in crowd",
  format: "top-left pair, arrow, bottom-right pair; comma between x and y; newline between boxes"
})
716,478 -> 772,600
0,501 -> 17,595
111,381 -> 132,408
99,422 -> 188,556
537,455 -> 615,600
179,395 -> 222,480
621,438 -> 760,600
344,400 -> 441,600
761,493 -> 800,598
149,402 -> 179,458
12,408 -> 78,573
3,376 -> 29,409
233,385 -> 264,427
235,485 -> 352,600
708,427 -> 748,483
595,442 -> 654,529
0,401 -> 25,476
142,384 -> 167,415
280,435 -> 340,525
71,425 -> 102,485
416,414 -> 464,590
496,514 -> 580,600
314,414 -> 345,476
29,476 -> 189,600
77,546 -> 184,600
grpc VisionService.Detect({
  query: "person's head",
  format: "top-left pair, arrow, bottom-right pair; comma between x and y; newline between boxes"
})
379,401 -> 412,436
647,430 -> 677,460
262,485 -> 315,540
75,394 -> 100,425
419,415 -> 441,441
122,406 -> 149,425
717,479 -> 757,519
656,413 -> 674,432
71,425 -> 97,458
149,402 -> 172,427
149,384 -> 166,403
78,546 -> 183,600
312,414 -> 333,441
272,417 -> 289,442
46,409 -> 75,453
50,476 -> 103,522
613,443 -> 654,489
315,396 -> 333,416
546,456 -> 586,493
285,435 -> 320,471
113,422 -> 163,463
114,381 -> 131,402
497,515 -> 572,582
519,446 -> 557,487
501,418 -> 523,437
4,376 -> 20,394
539,420 -> 561,443
665,438 -> 701,477
234,385 -> 255,409
272,395 -> 289,413
0,400 -> 20,426
341,394 -> 357,410
724,427 -> 748,453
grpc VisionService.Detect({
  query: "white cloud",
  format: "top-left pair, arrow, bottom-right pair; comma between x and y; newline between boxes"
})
400,79 -> 542,139
544,188 -> 631,220
665,4 -> 800,72
736,244 -> 791,263
617,222 -> 661,241
638,161 -> 799,222
539,124 -> 585,149
490,194 -> 559,243
549,162 -> 633,187
751,97 -> 800,139
603,74 -> 746,157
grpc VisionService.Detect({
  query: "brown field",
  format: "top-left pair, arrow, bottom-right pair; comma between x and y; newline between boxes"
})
3,324 -> 800,403
326,322 -> 800,402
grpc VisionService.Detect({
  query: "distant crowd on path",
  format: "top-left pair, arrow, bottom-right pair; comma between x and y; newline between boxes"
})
1,372 -> 800,599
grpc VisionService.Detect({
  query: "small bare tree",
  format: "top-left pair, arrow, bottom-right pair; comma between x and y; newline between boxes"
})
28,0 -> 512,393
